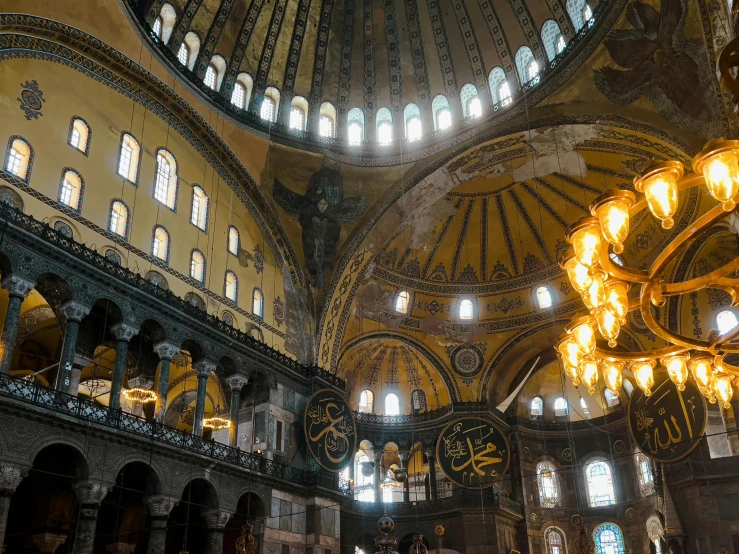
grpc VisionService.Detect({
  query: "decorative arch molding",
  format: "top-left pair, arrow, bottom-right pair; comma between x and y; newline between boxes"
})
338,330 -> 461,402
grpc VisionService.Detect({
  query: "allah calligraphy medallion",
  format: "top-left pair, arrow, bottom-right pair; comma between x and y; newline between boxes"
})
627,369 -> 707,463
436,417 -> 510,489
304,388 -> 357,472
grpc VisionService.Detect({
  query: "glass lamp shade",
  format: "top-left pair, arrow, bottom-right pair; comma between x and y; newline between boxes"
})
566,218 -> 602,269
634,162 -> 684,230
715,375 -> 734,409
694,140 -> 739,211
580,358 -> 599,394
570,318 -> 597,355
591,190 -> 635,255
596,307 -> 620,347
558,336 -> 583,369
582,273 -> 606,311
631,360 -> 656,397
689,355 -> 715,390
604,280 -> 629,321
563,360 -> 582,386
662,354 -> 689,391
602,361 -> 624,393
565,256 -> 593,293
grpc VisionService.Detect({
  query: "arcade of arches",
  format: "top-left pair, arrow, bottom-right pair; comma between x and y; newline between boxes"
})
0,0 -> 738,552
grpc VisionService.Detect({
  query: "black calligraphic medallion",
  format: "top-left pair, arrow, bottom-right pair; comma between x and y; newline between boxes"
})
627,369 -> 707,463
304,388 -> 357,472
436,417 -> 510,489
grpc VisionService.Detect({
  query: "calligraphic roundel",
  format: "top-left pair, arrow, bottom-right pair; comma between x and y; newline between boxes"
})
436,417 -> 510,489
627,369 -> 707,463
304,388 -> 357,472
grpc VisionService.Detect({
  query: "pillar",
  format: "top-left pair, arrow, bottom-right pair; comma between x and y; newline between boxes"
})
55,301 -> 91,391
374,450 -> 382,503
145,495 -> 177,554
226,374 -> 249,447
0,462 -> 25,550
425,449 -> 438,501
399,451 -> 410,502
72,480 -> 110,554
0,275 -> 34,374
153,341 -> 179,423
204,509 -> 232,554
109,323 -> 138,410
193,360 -> 217,437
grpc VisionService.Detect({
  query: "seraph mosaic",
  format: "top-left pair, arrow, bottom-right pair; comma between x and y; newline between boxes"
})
273,163 -> 366,286
594,0 -> 724,138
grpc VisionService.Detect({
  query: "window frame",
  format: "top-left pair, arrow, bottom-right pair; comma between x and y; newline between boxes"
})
190,249 -> 207,284
177,42 -> 190,66
593,523 -> 625,554
585,458 -> 617,507
224,270 -> 239,304
384,393 -> 400,416
190,185 -> 210,232
261,96 -> 276,122
57,168 -> 84,213
536,285 -> 553,309
359,389 -> 375,413
152,148 -> 178,211
68,117 -> 91,156
395,290 -> 411,314
228,225 -> 240,256
4,136 -> 33,182
553,397 -> 568,417
151,225 -> 171,264
458,298 -> 475,321
530,396 -> 544,417
537,462 -> 560,507
252,287 -> 264,318
117,132 -> 141,185
204,64 -> 218,90
108,199 -> 130,239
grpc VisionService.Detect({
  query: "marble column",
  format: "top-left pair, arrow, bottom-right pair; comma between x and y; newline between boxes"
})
226,374 -> 249,447
0,275 -> 34,374
0,462 -> 25,550
193,360 -> 217,437
203,509 -> 232,554
373,451 -> 382,503
153,341 -> 180,423
109,323 -> 138,410
425,449 -> 438,501
55,301 -> 91,391
72,480 -> 110,554
399,451 -> 410,503
145,495 -> 177,554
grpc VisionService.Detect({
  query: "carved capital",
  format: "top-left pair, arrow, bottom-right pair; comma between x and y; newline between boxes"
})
0,462 -> 26,492
227,374 -> 249,390
59,300 -> 91,323
145,495 -> 178,517
203,508 -> 233,529
1,275 -> 35,299
193,359 -> 217,378
111,322 -> 138,342
154,341 -> 180,361
424,448 -> 435,459
127,376 -> 154,389
74,480 -> 110,505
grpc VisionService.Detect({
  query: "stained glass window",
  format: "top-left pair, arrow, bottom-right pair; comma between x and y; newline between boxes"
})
635,450 -> 655,495
594,523 -> 625,554
546,527 -> 565,554
586,460 -> 616,506
537,462 -> 559,507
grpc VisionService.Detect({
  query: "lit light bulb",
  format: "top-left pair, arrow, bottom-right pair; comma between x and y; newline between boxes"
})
596,307 -> 620,347
563,361 -> 582,386
565,256 -> 593,293
567,218 -> 602,269
715,375 -> 734,409
662,354 -> 689,391
592,190 -> 635,255
695,142 -> 739,211
634,163 -> 683,230
558,337 -> 583,369
571,318 -> 596,355
631,360 -> 656,397
580,358 -> 599,394
604,280 -> 629,321
582,273 -> 606,311
602,361 -> 624,393
689,355 -> 715,390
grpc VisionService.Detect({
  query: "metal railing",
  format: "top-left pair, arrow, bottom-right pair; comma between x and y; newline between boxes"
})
353,401 -> 491,425
0,372 -> 349,494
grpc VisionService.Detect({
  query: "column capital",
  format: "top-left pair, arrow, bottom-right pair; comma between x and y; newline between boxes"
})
145,495 -> 178,517
1,274 -> 34,299
227,373 -> 249,390
128,376 -> 154,389
423,448 -> 435,458
194,359 -> 217,378
59,300 -> 91,323
111,322 -> 138,342
0,461 -> 27,493
74,480 -> 110,505
154,341 -> 180,361
203,508 -> 233,529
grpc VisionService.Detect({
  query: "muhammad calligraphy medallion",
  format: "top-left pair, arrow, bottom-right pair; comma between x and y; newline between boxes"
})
304,388 -> 357,472
627,369 -> 707,463
436,417 -> 510,489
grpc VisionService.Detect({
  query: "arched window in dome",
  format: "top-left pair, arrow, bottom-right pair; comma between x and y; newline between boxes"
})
377,108 -> 393,145
204,55 -> 226,91
151,226 -> 170,263
289,96 -> 309,131
541,20 -> 565,61
537,462 -> 560,507
460,84 -> 482,118
580,396 -> 590,418
567,0 -> 593,31
385,393 -> 400,415
536,286 -> 553,309
177,42 -> 189,66
117,133 -> 140,184
153,3 -> 176,44
717,310 -> 738,335
261,87 -> 280,123
224,270 -> 238,303
404,104 -> 422,141
108,200 -> 129,238
5,137 -> 32,181
190,185 -> 209,231
359,390 -> 374,413
190,249 -> 206,284
68,118 -> 91,155
153,149 -> 178,209
253,288 -> 264,318
395,290 -> 410,314
554,397 -> 568,416
585,459 -> 616,506
515,47 -> 538,85
530,396 -> 543,416
320,102 -> 337,138
411,389 -> 427,413
228,226 -> 240,256
432,95 -> 452,131
58,169 -> 84,212
488,68 -> 510,107
545,527 -> 567,554
232,74 -> 253,110
347,108 -> 365,145
635,449 -> 654,496
593,523 -> 625,554
604,388 -> 619,407
178,32 -> 200,70
460,299 -> 474,320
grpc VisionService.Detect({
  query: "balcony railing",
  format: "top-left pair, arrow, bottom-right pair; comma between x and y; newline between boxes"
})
354,401 -> 491,425
0,372 -> 349,494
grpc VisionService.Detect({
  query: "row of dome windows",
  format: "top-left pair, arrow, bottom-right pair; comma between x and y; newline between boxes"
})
358,390 -> 427,415
4,132 -> 267,320
152,0 -> 595,145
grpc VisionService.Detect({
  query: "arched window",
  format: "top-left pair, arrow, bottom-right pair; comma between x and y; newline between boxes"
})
117,133 -> 140,184
545,527 -> 567,554
68,118 -> 91,154
404,104 -> 422,141
224,270 -> 238,303
108,200 -> 129,238
190,185 -> 209,231
395,290 -> 410,314
635,449 -> 654,495
411,389 -> 427,412
536,286 -> 553,309
586,459 -> 616,506
221,311 -> 235,327
152,226 -> 171,263
253,288 -> 264,318
347,108 -> 365,145
593,523 -> 625,554
5,137 -> 32,180
261,87 -> 280,122
190,250 -> 206,283
228,226 -> 240,255
204,65 -> 217,89
153,149 -> 178,209
489,68 -> 509,107
567,0 -> 591,31
537,462 -> 560,507
717,310 -> 738,335
580,396 -> 590,418
377,108 -> 393,145
177,42 -> 190,66
359,390 -> 374,413
604,388 -> 619,407
459,299 -> 474,320
152,16 -> 162,37
460,84 -> 481,118
179,32 -> 200,70
554,397 -> 568,416
385,393 -> 400,415
355,452 -> 374,501
204,55 -> 226,91
290,96 -> 309,131
232,73 -> 253,110
530,396 -> 543,416
105,248 -> 122,266
541,20 -> 564,61
319,102 -> 337,138
432,95 -> 452,131
153,3 -> 176,44
58,169 -> 83,211
515,47 -> 537,84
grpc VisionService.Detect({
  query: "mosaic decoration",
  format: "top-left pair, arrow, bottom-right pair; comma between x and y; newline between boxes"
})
336,0 -> 355,130
449,0 -> 488,100
222,0 -> 268,95
507,0 -> 546,63
494,194 -> 519,274
273,296 -> 284,327
403,0 -> 431,109
221,311 -> 235,326
384,0 -> 403,119
486,296 -> 524,314
477,0 -> 515,75
422,213 -> 457,278
450,345 -> 484,378
627,369 -> 707,463
253,245 -> 264,275
436,417 -> 510,488
18,80 -> 45,120
104,248 -> 122,266
363,0 -> 376,128
385,347 -> 399,387
280,0 -> 314,118
307,0 -> 335,126
53,220 -> 73,238
255,0 -> 289,94
168,0 -> 205,53
194,0 -> 237,80
425,0 -> 458,101
451,200 -> 475,280
304,388 -> 356,472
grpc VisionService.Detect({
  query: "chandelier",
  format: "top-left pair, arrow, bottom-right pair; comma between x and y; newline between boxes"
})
122,387 -> 158,403
556,138 -> 739,408
202,416 -> 231,430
